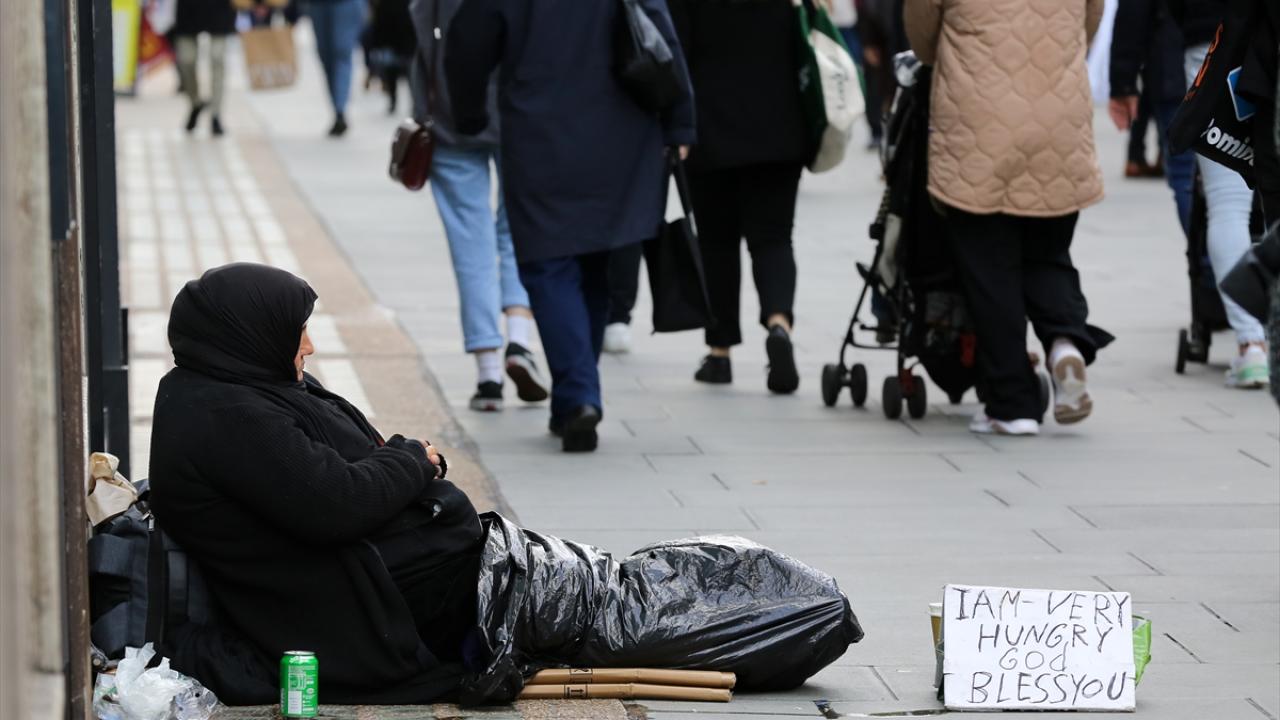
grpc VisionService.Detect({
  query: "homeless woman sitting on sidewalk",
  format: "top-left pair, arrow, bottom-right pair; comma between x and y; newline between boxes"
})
148,263 -> 862,706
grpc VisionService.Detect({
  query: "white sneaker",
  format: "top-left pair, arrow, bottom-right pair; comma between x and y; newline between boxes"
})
1226,344 -> 1270,389
603,322 -> 632,354
969,413 -> 1040,436
1050,345 -> 1092,424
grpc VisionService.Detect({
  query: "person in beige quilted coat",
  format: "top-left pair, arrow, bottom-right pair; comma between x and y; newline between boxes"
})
905,0 -> 1114,436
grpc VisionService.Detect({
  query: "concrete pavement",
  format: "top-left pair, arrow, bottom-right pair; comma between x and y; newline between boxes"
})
123,27 -> 1277,719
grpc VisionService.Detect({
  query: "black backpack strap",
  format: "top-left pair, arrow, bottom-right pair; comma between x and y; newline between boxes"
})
144,519 -> 167,645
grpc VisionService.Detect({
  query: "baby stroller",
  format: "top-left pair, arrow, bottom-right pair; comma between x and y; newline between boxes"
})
820,52 -> 1049,420
1174,170 -> 1262,373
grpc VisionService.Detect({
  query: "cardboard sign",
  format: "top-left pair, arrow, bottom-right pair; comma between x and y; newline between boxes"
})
942,585 -> 1135,712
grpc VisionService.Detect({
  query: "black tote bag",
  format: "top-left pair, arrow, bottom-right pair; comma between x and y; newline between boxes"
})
644,159 -> 715,333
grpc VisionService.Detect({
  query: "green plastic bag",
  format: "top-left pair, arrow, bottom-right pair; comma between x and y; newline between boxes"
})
794,0 -> 859,172
1132,615 -> 1152,685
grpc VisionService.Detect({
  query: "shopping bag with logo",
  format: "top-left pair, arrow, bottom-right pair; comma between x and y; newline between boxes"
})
1168,0 -> 1261,180
240,25 -> 297,91
794,0 -> 859,173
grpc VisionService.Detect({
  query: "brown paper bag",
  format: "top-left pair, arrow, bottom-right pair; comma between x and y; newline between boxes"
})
240,26 -> 297,91
518,683 -> 732,702
527,668 -> 736,689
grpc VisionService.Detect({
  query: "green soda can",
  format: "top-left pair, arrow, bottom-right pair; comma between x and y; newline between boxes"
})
280,651 -> 319,718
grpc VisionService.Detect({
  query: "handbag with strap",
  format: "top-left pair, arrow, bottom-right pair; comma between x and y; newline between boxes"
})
388,0 -> 440,191
614,0 -> 683,113
644,157 -> 715,333
795,0 -> 858,173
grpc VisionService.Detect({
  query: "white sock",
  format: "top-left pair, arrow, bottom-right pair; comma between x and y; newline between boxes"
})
506,313 -> 532,348
475,350 -> 503,385
1049,337 -> 1083,368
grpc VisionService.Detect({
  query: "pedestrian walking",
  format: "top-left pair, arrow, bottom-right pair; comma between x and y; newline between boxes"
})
905,0 -> 1114,436
669,0 -> 808,394
854,0 -> 906,150
445,0 -> 695,452
172,0 -> 236,136
408,0 -> 549,412
301,0 -> 366,136
1110,0 -> 1193,233
370,0 -> 416,114
1175,0 -> 1272,388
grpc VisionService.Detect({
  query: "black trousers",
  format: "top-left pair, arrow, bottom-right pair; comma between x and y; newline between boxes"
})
946,208 -> 1106,421
691,163 -> 803,348
607,241 -> 643,325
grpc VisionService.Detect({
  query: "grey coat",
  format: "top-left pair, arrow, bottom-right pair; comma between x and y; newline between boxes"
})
409,0 -> 499,147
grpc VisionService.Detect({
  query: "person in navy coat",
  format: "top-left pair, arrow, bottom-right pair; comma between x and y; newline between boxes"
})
445,0 -> 695,452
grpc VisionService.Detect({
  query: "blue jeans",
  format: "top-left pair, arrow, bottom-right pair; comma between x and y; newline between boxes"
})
303,0 -> 364,115
429,145 -> 527,352
1153,99 -> 1194,236
518,252 -> 611,420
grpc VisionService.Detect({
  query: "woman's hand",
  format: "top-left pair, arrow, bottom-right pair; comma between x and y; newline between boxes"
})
421,442 -> 442,469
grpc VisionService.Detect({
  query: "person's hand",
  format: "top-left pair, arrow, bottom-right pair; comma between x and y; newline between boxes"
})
864,46 -> 881,68
421,442 -> 442,469
1108,96 -> 1139,131
678,145 -> 690,161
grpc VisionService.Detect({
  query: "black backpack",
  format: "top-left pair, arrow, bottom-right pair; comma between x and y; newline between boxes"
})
88,479 -> 215,660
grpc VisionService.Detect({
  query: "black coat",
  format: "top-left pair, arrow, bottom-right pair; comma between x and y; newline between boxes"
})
173,0 -> 237,36
445,0 -> 696,263
669,0 -> 809,172
1168,0 -> 1223,47
1110,0 -> 1187,102
149,264 -> 484,704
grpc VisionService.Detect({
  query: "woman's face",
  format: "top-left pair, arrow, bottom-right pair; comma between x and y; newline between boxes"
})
295,327 -> 315,380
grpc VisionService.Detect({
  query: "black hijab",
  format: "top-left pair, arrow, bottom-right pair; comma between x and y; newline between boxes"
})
168,263 -> 380,445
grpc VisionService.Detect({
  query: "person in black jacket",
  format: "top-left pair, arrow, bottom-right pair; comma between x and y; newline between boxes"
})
1109,0 -> 1193,234
670,0 -> 808,394
149,263 -> 483,704
445,0 -> 695,451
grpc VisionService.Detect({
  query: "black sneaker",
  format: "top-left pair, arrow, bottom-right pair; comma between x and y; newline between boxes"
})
328,114 -> 348,137
553,405 -> 601,453
505,343 -> 550,402
694,355 -> 732,384
765,325 -> 799,394
185,102 -> 207,133
210,115 -> 225,137
469,381 -> 503,412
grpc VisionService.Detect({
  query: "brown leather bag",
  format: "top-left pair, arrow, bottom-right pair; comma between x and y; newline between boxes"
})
388,0 -> 440,191
389,120 -> 434,191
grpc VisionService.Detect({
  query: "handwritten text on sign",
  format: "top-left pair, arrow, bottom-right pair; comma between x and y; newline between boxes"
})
942,585 -> 1135,711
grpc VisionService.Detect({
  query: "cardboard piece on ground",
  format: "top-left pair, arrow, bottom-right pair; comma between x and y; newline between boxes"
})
941,584 -> 1136,712
527,668 -> 736,689
518,683 -> 732,702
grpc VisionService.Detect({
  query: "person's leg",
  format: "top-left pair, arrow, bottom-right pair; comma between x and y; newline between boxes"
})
306,3 -> 338,108
208,35 -> 228,133
1020,213 -> 1108,423
689,169 -> 743,352
945,209 -> 1041,425
1127,96 -> 1152,170
327,0 -> 366,118
740,162 -> 803,393
174,35 -> 203,130
606,242 -> 642,326
580,250 -> 612,360
1154,98 -> 1194,236
518,255 -> 602,424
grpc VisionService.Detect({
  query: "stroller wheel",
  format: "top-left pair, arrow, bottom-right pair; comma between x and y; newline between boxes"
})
1037,371 -> 1052,418
821,364 -> 843,407
947,390 -> 965,405
907,376 -> 928,419
850,364 -> 869,407
1176,328 -> 1190,374
882,376 -> 903,420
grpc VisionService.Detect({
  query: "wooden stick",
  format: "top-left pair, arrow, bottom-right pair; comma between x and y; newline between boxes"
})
527,668 -> 736,689
518,683 -> 733,702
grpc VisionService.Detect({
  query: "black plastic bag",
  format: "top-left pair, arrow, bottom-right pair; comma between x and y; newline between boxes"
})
614,0 -> 682,112
460,513 -> 863,706
645,158 -> 715,333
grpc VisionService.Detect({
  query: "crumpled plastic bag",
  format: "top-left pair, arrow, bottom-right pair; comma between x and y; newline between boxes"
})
86,452 -> 139,526
93,643 -> 220,720
461,513 -> 863,705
